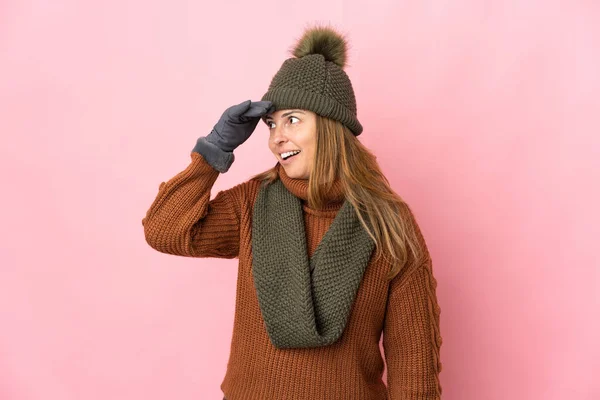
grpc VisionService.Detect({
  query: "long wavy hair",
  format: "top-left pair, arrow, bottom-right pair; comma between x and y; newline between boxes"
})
251,115 -> 428,281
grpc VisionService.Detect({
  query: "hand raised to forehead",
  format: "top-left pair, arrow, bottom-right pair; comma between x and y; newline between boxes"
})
207,100 -> 275,152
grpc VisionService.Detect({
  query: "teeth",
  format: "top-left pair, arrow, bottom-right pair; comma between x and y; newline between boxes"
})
281,150 -> 300,160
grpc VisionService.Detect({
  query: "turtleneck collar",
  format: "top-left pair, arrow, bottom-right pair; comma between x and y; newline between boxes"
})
276,163 -> 345,211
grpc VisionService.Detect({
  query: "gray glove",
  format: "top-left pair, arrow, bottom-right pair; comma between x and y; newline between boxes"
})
207,99 -> 274,152
193,100 -> 275,173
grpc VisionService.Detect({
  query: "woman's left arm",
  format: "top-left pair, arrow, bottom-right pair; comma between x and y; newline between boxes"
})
382,208 -> 443,399
383,259 -> 443,399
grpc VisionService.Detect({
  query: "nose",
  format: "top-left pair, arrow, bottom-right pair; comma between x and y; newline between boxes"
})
272,123 -> 288,144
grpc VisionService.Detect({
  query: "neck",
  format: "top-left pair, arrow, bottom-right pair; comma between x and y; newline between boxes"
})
277,164 -> 345,210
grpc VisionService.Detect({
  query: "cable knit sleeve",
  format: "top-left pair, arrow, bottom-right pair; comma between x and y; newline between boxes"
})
383,209 -> 443,399
142,151 -> 241,259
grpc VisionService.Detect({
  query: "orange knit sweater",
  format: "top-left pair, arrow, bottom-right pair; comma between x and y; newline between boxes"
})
142,151 -> 443,400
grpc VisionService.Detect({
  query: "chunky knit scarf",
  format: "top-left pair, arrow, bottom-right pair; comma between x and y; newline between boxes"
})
252,166 -> 375,349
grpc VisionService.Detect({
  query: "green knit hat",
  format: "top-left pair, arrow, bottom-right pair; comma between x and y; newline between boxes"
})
261,24 -> 363,136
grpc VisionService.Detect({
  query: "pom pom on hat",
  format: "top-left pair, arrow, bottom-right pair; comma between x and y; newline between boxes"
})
290,23 -> 349,69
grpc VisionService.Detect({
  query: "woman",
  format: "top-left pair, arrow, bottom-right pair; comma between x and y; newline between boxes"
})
142,24 -> 442,400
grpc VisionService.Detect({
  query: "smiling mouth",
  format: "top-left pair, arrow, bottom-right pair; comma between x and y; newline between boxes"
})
281,150 -> 301,160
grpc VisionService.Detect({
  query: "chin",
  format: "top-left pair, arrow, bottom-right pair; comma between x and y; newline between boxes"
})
282,165 -> 308,179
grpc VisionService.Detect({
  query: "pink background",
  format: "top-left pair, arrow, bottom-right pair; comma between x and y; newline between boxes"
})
1,1 -> 599,399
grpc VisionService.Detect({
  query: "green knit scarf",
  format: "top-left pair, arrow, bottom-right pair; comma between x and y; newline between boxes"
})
252,179 -> 375,349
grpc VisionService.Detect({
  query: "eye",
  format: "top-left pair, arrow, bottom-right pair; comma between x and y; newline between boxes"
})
266,116 -> 300,130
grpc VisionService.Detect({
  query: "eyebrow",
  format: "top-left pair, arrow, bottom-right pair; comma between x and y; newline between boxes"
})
265,110 -> 305,120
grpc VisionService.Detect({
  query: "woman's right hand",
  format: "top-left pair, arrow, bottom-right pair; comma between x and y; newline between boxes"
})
205,100 -> 275,152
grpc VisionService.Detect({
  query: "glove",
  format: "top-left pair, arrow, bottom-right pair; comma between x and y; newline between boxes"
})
207,99 -> 274,152
193,100 -> 275,172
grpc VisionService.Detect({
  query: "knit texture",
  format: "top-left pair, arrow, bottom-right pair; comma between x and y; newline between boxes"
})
252,178 -> 375,348
142,152 -> 443,399
261,53 -> 363,136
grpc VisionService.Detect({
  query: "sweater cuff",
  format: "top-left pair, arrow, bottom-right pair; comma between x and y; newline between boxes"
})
192,137 -> 235,173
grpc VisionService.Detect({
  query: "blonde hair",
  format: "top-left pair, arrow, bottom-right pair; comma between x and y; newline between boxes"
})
252,115 -> 428,281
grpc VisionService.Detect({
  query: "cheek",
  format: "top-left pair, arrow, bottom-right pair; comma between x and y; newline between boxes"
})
302,146 -> 315,160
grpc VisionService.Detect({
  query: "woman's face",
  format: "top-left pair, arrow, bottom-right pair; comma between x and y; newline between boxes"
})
265,108 -> 317,179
